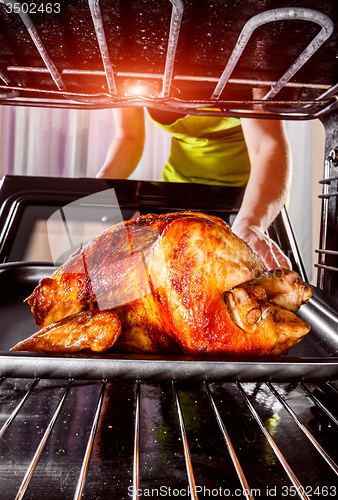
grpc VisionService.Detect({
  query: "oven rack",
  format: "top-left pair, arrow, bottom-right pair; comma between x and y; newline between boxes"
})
0,1 -> 337,119
315,112 -> 338,297
1,377 -> 338,499
316,150 -> 338,283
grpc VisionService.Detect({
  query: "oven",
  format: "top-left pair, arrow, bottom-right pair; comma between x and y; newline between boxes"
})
0,1 -> 338,498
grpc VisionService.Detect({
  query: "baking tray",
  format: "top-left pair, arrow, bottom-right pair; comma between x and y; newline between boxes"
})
0,262 -> 338,382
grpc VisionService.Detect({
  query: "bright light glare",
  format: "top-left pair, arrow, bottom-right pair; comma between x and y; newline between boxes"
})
123,79 -> 160,97
125,83 -> 147,96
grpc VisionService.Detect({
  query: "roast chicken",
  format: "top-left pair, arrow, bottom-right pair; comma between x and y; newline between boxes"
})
11,211 -> 312,356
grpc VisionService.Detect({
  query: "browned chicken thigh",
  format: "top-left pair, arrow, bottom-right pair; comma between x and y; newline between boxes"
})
11,211 -> 312,356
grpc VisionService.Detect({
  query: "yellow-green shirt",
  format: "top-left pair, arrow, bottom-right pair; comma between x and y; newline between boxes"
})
148,112 -> 251,187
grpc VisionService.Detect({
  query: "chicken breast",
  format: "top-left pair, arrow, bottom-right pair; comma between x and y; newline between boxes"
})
14,211 -> 312,356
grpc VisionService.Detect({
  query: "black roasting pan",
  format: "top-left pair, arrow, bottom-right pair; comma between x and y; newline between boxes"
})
0,262 -> 337,382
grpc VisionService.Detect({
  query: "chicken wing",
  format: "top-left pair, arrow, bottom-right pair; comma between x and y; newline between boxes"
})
11,309 -> 121,353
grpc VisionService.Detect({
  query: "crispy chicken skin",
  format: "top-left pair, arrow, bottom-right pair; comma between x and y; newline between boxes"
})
16,211 -> 311,356
10,309 -> 121,353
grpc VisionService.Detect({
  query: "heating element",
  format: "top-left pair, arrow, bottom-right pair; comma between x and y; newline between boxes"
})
0,0 -> 337,119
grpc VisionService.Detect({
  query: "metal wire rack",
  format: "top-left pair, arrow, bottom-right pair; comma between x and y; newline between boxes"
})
316,150 -> 338,286
0,0 -> 337,118
0,377 -> 338,499
315,114 -> 338,297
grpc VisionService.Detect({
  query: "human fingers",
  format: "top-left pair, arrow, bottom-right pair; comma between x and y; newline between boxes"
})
246,233 -> 281,270
233,225 -> 291,271
269,239 -> 292,269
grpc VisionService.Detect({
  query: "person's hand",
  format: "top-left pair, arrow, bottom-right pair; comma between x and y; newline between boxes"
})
231,222 -> 292,270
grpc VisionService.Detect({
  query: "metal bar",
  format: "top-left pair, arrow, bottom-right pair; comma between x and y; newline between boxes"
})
0,65 -> 20,98
313,96 -> 338,120
14,379 -> 73,500
319,192 -> 338,198
172,382 -> 198,500
211,8 -> 334,101
278,206 -> 308,282
315,249 -> 338,276
0,378 -> 39,439
267,383 -> 338,476
0,84 -> 151,106
66,70 -> 163,79
0,98 -> 325,119
237,383 -> 310,500
315,249 -> 338,256
7,67 -> 54,74
161,0 -> 184,98
0,83 -> 113,100
6,65 -> 332,91
0,83 -> 328,111
0,89 -> 329,119
132,381 -> 140,500
314,263 -> 338,272
175,75 -> 330,90
261,82 -> 338,115
0,99 -> 113,110
263,10 -> 334,100
0,83 -> 324,105
326,382 -> 338,395
0,0 -> 66,91
73,380 -> 106,500
318,154 -> 331,288
0,96 -> 327,118
88,0 -> 117,95
299,383 -> 338,427
314,82 -> 338,104
319,175 -> 338,184
0,67 -> 10,85
205,383 -> 253,500
60,207 -> 76,251
0,65 -> 19,98
0,83 -> 328,108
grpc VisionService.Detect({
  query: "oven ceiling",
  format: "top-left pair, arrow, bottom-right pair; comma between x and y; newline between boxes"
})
0,0 -> 338,118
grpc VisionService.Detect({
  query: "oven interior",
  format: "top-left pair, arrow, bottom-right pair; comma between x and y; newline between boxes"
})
1,0 -> 338,497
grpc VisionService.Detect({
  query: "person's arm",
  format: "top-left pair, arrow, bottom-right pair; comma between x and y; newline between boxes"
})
231,118 -> 292,270
96,107 -> 145,179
